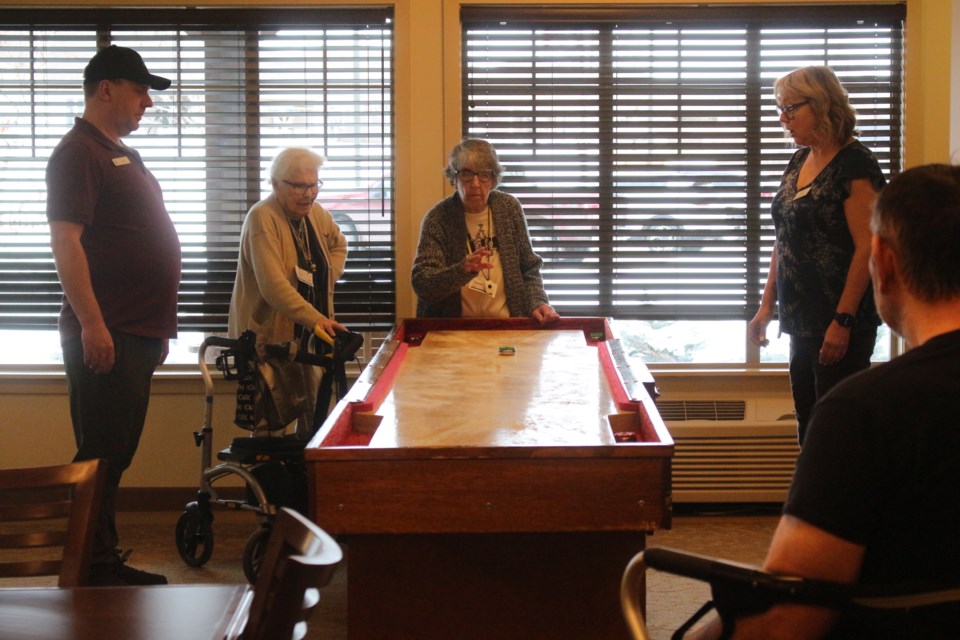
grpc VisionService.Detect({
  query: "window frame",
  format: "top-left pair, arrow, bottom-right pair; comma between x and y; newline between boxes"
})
0,7 -> 396,337
460,4 -> 904,328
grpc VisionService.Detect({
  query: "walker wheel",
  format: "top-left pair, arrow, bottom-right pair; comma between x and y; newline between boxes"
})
242,525 -> 272,583
175,509 -> 214,567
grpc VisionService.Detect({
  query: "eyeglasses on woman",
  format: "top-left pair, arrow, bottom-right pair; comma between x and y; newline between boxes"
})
456,169 -> 495,184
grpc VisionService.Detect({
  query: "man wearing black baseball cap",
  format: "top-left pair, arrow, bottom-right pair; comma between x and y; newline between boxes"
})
83,44 -> 171,91
46,45 -> 180,586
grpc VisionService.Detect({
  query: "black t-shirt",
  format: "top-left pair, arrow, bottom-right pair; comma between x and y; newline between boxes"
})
784,329 -> 960,638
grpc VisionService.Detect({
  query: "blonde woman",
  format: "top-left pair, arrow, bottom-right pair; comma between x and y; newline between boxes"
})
748,66 -> 885,446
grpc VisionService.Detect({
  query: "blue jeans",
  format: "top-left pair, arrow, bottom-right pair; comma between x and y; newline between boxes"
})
63,331 -> 162,564
789,327 -> 877,447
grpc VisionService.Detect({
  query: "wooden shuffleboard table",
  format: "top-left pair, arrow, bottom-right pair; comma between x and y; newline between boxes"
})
306,317 -> 674,640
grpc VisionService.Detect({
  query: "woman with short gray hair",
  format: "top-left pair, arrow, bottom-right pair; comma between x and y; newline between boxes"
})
228,147 -> 349,432
412,138 -> 558,323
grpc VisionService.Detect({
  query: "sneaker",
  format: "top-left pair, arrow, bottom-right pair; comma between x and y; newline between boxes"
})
89,553 -> 168,586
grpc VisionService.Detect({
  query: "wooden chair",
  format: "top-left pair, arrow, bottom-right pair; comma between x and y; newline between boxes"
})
0,459 -> 107,587
235,507 -> 343,640
621,547 -> 960,640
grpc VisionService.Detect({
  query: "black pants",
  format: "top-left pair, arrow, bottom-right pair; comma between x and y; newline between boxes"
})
789,327 -> 877,447
63,331 -> 162,564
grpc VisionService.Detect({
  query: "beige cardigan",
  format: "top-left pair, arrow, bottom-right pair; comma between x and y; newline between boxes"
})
227,194 -> 347,344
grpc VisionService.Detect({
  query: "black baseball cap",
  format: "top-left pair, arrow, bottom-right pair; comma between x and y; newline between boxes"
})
83,45 -> 171,91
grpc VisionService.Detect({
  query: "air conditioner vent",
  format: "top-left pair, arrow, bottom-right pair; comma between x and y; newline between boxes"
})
656,400 -> 746,422
672,434 -> 800,501
660,397 -> 800,503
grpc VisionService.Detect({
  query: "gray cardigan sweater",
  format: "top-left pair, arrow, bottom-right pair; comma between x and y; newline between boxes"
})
412,190 -> 550,318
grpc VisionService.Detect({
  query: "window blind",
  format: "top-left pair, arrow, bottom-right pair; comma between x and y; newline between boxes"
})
462,5 -> 903,320
0,8 -> 394,333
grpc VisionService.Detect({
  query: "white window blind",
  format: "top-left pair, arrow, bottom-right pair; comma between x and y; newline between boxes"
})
462,5 -> 903,320
0,8 -> 394,332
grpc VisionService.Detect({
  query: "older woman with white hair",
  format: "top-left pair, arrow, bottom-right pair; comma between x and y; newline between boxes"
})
412,138 -> 559,323
228,147 -> 348,432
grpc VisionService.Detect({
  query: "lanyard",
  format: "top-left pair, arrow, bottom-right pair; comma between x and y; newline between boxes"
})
466,207 -> 493,254
466,207 -> 493,281
290,217 -> 313,269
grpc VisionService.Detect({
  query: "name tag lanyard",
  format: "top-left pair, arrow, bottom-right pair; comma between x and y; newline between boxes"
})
290,217 -> 330,338
466,207 -> 493,281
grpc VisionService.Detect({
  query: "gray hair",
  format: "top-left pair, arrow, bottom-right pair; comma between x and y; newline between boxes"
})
443,138 -> 503,187
270,147 -> 325,181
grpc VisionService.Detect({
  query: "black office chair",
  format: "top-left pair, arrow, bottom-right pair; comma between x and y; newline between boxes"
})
236,507 -> 343,640
621,547 -> 960,640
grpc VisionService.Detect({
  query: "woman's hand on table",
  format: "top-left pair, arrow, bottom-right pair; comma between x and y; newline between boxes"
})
531,304 -> 560,324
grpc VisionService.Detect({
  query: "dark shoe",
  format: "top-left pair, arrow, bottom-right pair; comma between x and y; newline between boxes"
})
89,554 -> 168,586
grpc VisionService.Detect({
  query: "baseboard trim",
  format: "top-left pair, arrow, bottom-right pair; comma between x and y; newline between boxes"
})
117,487 -> 246,511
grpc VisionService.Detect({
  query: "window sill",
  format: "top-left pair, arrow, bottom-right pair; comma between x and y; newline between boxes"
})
0,362 -> 791,398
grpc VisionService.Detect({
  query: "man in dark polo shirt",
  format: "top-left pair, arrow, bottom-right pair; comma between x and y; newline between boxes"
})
46,45 -> 181,586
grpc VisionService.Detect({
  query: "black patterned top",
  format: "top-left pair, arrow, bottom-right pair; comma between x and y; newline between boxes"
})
771,140 -> 885,337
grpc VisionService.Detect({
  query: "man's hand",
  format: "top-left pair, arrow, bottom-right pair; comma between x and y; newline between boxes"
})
82,322 -> 115,374
50,221 -> 114,373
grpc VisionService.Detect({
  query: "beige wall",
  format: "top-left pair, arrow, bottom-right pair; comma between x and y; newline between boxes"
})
0,0 -> 954,487
953,0 -> 960,159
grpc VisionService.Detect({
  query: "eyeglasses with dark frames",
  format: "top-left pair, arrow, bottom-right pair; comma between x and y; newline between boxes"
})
456,169 -> 496,184
776,100 -> 810,121
281,179 -> 323,194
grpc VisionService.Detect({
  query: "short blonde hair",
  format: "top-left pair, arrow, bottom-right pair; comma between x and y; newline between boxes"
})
774,66 -> 858,147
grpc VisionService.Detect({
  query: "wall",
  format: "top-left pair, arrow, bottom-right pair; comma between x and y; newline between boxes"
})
0,0 -> 954,490
954,0 -> 960,159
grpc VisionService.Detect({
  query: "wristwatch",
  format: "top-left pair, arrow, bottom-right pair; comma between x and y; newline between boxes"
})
834,312 -> 856,328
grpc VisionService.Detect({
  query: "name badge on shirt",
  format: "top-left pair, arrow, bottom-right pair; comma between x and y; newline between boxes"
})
295,265 -> 314,288
112,156 -> 131,167
793,186 -> 812,200
468,275 -> 497,298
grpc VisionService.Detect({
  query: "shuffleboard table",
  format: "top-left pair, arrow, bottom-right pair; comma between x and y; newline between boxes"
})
306,317 -> 674,640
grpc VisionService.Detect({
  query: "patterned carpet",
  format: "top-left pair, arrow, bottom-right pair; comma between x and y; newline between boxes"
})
645,507 -> 781,638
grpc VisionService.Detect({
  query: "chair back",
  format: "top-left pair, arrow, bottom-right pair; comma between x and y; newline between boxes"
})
0,459 -> 107,587
239,507 -> 343,640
